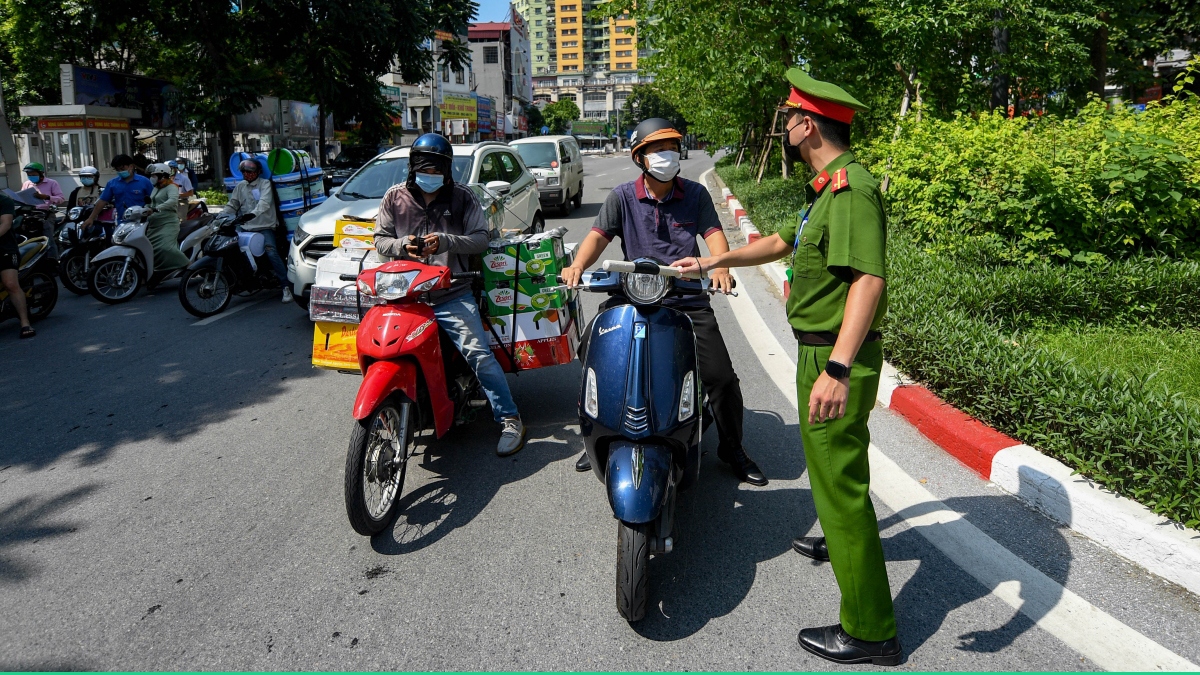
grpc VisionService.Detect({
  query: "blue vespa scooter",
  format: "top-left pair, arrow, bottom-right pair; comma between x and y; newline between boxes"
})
573,258 -> 730,622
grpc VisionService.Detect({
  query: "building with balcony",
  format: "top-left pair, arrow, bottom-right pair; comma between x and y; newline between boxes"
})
469,13 -> 534,139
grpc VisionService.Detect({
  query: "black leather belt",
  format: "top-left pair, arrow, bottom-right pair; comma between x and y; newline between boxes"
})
792,329 -> 882,346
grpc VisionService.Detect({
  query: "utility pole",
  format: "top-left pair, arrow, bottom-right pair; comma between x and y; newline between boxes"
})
0,72 -> 23,189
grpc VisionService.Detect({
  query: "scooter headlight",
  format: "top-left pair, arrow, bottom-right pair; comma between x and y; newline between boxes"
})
622,273 -> 671,305
68,206 -> 83,220
112,223 -> 136,244
585,367 -> 599,418
678,371 -> 695,421
375,271 -> 420,300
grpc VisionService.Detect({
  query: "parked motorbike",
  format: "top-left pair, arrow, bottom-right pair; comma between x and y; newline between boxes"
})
341,260 -> 485,536
0,229 -> 59,325
573,258 -> 731,622
177,214 -> 283,318
87,206 -> 216,304
56,206 -> 110,295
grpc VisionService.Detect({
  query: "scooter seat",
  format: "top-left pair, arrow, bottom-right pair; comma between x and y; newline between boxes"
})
176,214 -> 212,242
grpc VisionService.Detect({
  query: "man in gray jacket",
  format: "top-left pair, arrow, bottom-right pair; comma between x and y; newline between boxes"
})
374,134 -> 525,456
224,158 -> 292,303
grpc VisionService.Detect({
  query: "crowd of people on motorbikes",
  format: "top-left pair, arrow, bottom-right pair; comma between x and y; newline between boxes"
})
0,152 -> 290,337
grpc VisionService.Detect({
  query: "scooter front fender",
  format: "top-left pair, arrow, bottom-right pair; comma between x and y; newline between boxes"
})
353,359 -> 419,421
90,244 -> 138,265
606,441 -> 672,524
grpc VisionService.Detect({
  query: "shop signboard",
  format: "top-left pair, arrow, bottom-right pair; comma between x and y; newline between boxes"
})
67,65 -> 176,128
571,121 -> 606,135
37,118 -> 85,130
477,97 -> 494,135
440,94 -> 478,122
86,118 -> 130,130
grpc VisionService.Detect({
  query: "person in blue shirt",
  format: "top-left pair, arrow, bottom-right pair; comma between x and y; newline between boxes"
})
81,154 -> 154,236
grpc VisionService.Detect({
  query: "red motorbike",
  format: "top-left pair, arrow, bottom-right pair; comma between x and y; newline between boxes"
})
342,259 -> 485,536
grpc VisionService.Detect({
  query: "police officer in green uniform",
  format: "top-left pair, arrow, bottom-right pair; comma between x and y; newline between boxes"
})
673,68 -> 901,666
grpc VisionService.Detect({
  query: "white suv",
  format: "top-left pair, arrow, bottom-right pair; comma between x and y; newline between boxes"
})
286,141 -> 544,308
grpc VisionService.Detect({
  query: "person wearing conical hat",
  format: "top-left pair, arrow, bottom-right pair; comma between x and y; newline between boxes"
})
673,67 -> 900,665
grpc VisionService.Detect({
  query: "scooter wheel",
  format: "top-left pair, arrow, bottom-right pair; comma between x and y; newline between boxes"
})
345,398 -> 416,536
88,259 -> 142,304
178,268 -> 232,318
616,521 -> 650,622
58,251 -> 90,295
24,266 -> 59,320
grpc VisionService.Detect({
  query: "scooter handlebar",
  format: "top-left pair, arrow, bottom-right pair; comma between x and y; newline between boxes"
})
602,260 -> 683,277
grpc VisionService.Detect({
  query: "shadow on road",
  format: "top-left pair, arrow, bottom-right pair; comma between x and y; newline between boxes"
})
0,483 -> 99,583
0,291 -> 321,473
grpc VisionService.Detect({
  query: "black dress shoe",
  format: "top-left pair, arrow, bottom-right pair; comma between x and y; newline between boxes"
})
792,536 -> 829,562
575,451 -> 592,472
718,447 -> 768,486
798,624 -> 902,666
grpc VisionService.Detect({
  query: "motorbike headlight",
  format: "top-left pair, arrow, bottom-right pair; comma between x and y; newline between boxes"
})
68,206 -> 83,220
585,367 -> 599,418
546,175 -> 560,186
622,273 -> 671,305
678,371 -> 695,421
375,271 -> 420,300
113,223 -> 135,243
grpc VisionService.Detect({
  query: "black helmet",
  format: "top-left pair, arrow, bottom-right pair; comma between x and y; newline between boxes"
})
408,133 -> 454,187
629,118 -> 683,158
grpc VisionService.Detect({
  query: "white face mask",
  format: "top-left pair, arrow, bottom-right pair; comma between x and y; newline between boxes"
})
644,150 -> 681,182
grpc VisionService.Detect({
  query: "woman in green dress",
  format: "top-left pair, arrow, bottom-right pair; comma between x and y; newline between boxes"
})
145,163 -> 191,277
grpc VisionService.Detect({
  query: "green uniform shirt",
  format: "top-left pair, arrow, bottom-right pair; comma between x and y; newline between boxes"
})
777,151 -> 887,333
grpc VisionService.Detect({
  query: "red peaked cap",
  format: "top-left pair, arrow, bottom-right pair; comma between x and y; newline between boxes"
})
784,87 -> 857,124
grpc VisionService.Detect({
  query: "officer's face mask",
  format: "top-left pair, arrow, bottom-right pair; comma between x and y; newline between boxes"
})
414,172 -> 445,193
784,117 -> 808,164
643,150 -> 681,182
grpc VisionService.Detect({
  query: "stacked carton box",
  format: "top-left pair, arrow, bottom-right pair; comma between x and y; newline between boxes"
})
480,229 -> 582,373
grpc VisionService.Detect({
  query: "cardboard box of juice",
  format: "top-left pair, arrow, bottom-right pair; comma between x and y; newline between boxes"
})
312,321 -> 361,371
482,293 -> 583,372
481,228 -> 570,284
483,281 -> 573,317
334,217 -> 376,250
309,247 -> 385,324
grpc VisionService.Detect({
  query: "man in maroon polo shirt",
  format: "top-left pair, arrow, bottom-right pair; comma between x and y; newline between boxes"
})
561,118 -> 767,486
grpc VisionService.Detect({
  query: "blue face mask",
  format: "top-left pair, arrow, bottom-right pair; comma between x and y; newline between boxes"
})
81,177 -> 95,186
27,175 -> 41,184
117,170 -> 132,179
414,173 -> 444,193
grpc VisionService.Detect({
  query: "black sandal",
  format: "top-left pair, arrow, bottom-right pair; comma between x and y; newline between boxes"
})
19,325 -> 35,339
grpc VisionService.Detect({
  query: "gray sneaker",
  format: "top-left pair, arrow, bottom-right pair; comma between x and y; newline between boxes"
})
497,417 -> 526,456
281,287 -> 294,304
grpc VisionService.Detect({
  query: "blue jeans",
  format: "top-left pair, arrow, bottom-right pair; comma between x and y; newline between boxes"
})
432,295 -> 519,422
261,234 -> 289,285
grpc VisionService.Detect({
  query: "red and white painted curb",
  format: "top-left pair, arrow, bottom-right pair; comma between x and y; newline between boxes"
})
722,188 -> 764,247
717,177 -> 1200,598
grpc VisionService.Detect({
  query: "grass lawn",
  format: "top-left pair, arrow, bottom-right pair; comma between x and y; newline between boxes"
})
1028,327 -> 1200,408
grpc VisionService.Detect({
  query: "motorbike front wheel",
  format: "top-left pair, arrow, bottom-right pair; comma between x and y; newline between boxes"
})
616,521 -> 650,622
178,267 -> 233,318
58,250 -> 90,295
345,398 -> 416,536
88,258 -> 142,304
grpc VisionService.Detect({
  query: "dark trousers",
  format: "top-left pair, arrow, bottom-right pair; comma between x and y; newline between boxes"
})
583,298 -> 744,453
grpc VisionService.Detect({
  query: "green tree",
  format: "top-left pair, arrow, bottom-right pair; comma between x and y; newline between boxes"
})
524,103 -> 545,134
620,84 -> 686,132
543,99 -> 580,134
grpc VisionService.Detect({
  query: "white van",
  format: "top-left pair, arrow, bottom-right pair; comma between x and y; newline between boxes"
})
509,136 -> 584,216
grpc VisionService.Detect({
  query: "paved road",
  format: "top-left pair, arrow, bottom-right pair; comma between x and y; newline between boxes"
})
2,152 -> 1199,670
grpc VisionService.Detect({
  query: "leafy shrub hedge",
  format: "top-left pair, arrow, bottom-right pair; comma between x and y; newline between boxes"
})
715,157 -> 1200,528
197,188 -> 228,205
861,97 -> 1200,262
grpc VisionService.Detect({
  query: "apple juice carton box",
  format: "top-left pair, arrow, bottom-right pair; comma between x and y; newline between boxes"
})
483,307 -> 579,372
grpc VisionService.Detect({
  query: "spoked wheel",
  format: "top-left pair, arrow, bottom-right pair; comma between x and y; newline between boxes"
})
345,398 -> 416,536
59,251 -> 90,295
24,269 -> 59,320
88,258 -> 142,304
616,521 -> 650,622
178,268 -> 232,318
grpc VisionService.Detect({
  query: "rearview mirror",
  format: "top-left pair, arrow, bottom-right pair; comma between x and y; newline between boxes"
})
485,180 -> 512,196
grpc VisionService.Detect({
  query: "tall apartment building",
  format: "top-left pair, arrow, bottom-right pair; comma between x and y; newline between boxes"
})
512,0 -> 652,137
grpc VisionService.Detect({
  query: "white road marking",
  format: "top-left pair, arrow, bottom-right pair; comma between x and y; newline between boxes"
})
193,296 -> 269,326
724,269 -> 1198,672
596,173 -> 607,177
